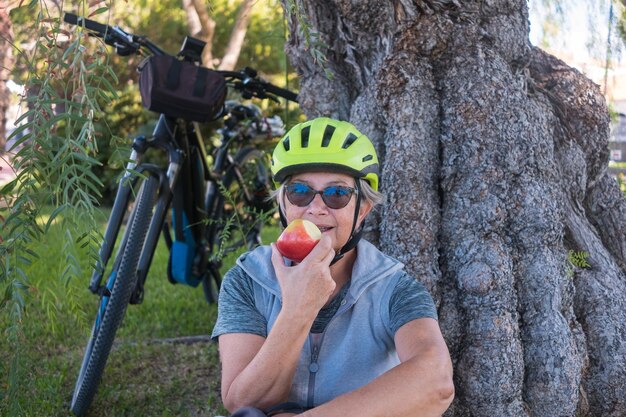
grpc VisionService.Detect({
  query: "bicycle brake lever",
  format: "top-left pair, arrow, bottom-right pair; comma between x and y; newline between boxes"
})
114,43 -> 135,56
107,26 -> 141,56
231,82 -> 253,99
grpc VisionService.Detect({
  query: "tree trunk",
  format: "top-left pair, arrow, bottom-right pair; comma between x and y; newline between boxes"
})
185,0 -> 217,67
0,6 -> 14,151
183,0 -> 254,70
183,0 -> 203,37
281,1 -> 626,416
217,0 -> 255,71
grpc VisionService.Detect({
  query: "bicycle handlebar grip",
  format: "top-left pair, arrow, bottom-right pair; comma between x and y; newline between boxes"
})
63,13 -> 109,36
264,83 -> 298,103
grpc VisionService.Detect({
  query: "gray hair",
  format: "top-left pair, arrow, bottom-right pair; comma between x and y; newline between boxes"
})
269,178 -> 384,209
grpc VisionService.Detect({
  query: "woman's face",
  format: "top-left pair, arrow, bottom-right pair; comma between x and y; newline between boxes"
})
282,172 -> 372,253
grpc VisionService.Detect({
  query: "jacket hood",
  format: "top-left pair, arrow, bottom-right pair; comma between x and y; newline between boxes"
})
236,239 -> 404,301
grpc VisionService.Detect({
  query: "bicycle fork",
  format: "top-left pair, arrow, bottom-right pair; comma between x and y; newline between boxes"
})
88,134 -> 183,303
88,141 -> 144,295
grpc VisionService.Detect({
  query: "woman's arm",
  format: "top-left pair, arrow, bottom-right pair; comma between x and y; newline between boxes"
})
219,237 -> 337,412
301,318 -> 454,417
218,315 -> 311,411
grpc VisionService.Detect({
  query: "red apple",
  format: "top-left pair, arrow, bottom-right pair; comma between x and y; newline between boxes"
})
276,219 -> 322,262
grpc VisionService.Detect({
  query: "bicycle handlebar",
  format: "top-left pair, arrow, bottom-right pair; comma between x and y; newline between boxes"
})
64,12 -> 108,34
263,81 -> 298,102
63,13 -> 298,103
218,68 -> 298,102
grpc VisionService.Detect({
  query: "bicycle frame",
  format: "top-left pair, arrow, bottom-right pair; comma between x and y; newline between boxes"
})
88,108 -> 262,298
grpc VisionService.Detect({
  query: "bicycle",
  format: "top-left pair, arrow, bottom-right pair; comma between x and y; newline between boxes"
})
63,13 -> 298,416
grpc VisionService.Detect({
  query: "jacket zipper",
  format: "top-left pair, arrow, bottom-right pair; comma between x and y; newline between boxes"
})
307,333 -> 322,408
306,299 -> 352,408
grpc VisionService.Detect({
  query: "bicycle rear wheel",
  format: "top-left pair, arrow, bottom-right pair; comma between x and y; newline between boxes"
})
70,175 -> 159,416
202,147 -> 273,303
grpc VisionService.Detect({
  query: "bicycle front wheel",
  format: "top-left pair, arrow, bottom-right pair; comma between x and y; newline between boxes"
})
70,175 -> 159,416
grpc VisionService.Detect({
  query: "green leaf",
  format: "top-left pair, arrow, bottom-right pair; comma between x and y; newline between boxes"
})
17,255 -> 32,266
61,40 -> 79,61
11,111 -> 33,127
105,66 -> 119,84
12,286 -> 25,312
75,231 -> 90,244
73,152 -> 102,167
0,179 -> 18,196
81,167 -> 105,186
15,268 -> 28,286
75,177 -> 102,198
1,280 -> 12,307
99,77 -> 119,99
23,247 -> 39,259
45,204 -> 68,233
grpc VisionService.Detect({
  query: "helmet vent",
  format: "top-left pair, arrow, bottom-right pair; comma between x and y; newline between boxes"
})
321,125 -> 335,147
342,133 -> 358,149
362,155 -> 373,162
283,137 -> 290,151
301,126 -> 310,148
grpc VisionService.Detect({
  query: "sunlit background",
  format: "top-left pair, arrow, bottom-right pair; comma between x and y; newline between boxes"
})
529,0 -> 626,171
2,1 -> 625,184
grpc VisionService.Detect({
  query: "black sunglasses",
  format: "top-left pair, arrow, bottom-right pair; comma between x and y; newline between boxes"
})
285,182 -> 357,209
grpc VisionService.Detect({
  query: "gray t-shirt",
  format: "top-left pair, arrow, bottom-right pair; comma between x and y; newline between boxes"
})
211,265 -> 437,340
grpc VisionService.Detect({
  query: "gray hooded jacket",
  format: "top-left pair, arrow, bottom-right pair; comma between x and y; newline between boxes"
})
213,239 -> 436,408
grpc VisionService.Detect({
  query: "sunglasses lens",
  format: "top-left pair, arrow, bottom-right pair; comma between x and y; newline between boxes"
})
322,186 -> 353,209
286,183 -> 315,206
285,183 -> 355,209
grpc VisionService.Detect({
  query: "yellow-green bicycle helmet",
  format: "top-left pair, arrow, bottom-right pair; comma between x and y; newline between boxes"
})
271,117 -> 380,191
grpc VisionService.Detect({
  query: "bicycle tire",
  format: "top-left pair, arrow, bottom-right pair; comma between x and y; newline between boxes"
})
202,147 -> 272,304
70,175 -> 159,416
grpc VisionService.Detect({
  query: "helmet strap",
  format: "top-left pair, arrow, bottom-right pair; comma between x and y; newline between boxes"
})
330,180 -> 362,266
278,203 -> 288,229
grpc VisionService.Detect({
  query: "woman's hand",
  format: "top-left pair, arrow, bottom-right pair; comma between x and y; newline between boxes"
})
271,234 -> 336,319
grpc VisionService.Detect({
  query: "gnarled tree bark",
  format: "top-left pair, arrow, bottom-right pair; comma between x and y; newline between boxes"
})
281,1 -> 626,416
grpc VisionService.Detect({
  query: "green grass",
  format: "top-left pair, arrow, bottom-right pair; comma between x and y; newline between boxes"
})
1,207 -> 280,417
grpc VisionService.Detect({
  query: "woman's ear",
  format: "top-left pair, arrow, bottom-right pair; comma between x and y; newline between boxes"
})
357,199 -> 373,225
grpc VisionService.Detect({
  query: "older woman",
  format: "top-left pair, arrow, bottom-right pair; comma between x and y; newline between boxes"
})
211,118 -> 454,417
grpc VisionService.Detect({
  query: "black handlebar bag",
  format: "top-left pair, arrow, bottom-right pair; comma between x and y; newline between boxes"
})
139,55 -> 226,122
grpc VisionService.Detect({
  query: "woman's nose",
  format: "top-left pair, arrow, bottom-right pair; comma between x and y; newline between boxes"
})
307,193 -> 328,213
